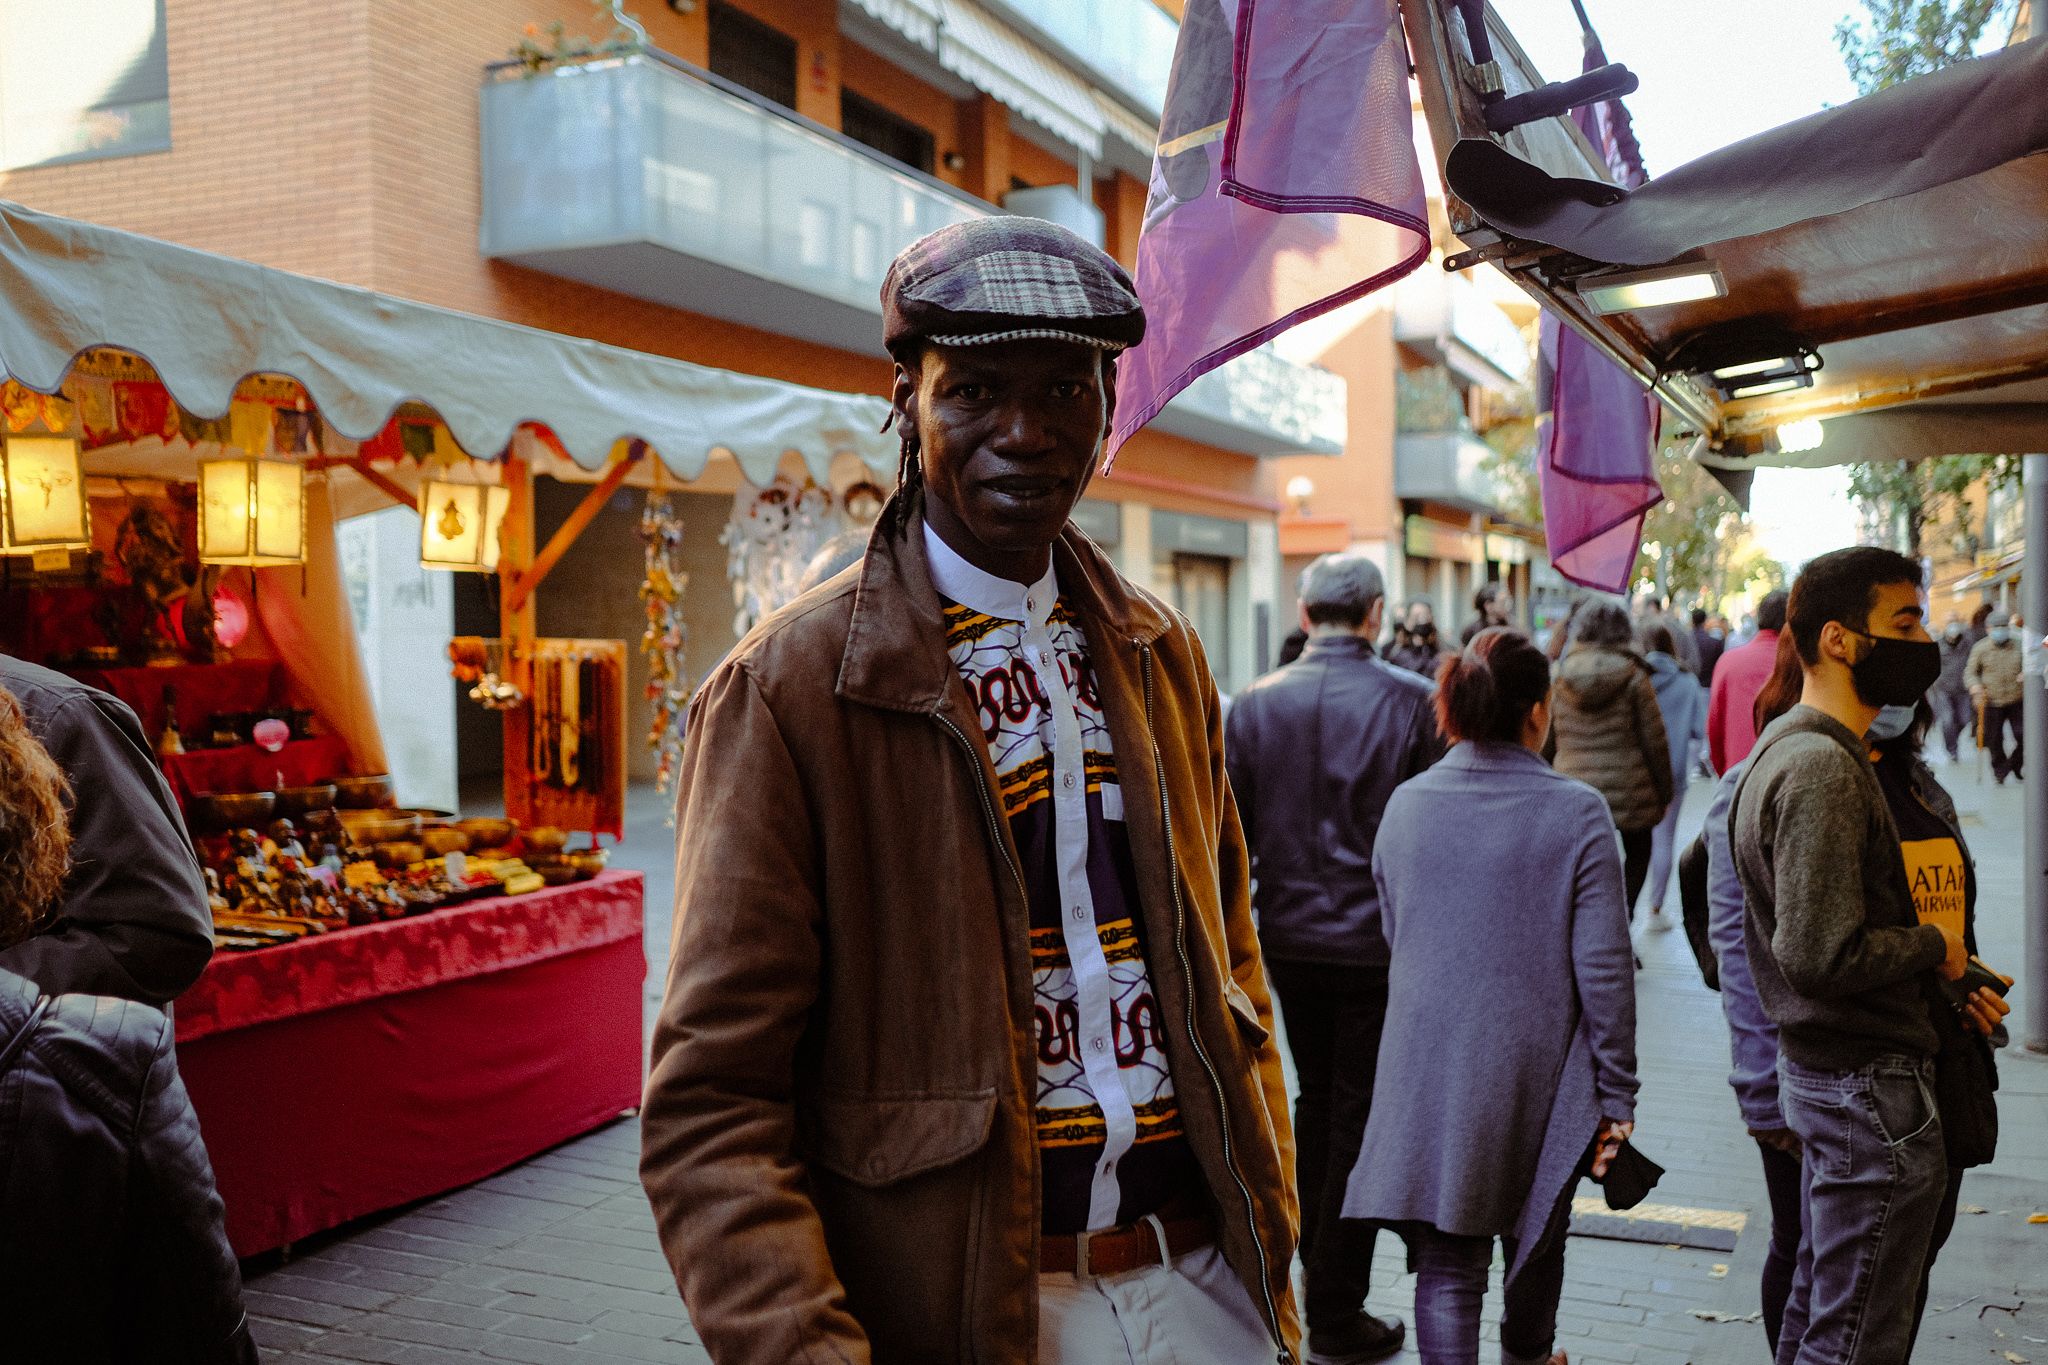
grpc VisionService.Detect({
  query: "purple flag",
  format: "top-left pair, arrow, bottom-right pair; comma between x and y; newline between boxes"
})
1538,32 -> 1661,593
1108,0 -> 1428,462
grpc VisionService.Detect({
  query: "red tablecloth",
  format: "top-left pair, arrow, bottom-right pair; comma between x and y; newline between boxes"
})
176,871 -> 646,1256
74,660 -> 281,743
161,735 -> 351,807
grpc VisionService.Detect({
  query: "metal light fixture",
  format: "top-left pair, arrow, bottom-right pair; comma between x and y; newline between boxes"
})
199,456 -> 307,566
0,432 -> 91,555
1776,419 -> 1826,453
1729,375 -> 1813,401
1579,262 -> 1727,315
419,479 -> 511,572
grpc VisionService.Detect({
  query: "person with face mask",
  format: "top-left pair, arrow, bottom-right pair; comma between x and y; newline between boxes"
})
1965,609 -> 2025,784
1730,547 -> 2010,1365
1931,617 -> 1975,763
1387,599 -> 1446,678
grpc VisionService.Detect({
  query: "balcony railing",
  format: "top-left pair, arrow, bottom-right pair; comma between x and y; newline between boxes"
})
479,53 -> 1344,458
1395,431 -> 1505,515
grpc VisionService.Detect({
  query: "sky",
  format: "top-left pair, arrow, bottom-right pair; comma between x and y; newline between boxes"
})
1485,0 -> 1869,568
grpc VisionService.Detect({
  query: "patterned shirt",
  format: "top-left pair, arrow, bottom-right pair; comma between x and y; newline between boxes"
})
924,524 -> 1198,1235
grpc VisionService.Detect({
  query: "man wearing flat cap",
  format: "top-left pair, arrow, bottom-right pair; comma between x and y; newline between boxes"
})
641,217 -> 1301,1364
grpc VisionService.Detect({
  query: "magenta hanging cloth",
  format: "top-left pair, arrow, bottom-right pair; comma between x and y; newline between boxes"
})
1537,30 -> 1662,592
1107,0 -> 1428,463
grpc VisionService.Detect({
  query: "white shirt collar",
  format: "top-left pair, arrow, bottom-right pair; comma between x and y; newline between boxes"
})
922,519 -> 1056,626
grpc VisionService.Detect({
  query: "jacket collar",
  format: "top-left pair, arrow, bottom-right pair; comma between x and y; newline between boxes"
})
1300,632 -> 1377,661
1440,739 -> 1550,774
836,489 -> 1171,713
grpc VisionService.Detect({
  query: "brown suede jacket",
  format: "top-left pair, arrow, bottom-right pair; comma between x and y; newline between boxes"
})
640,505 -> 1300,1365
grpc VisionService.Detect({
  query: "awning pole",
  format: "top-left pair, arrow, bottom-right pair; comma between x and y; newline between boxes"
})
2024,449 -> 2047,1053
498,452 -> 539,825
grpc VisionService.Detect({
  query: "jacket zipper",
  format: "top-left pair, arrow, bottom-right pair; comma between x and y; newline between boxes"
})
1140,643 -> 1290,1365
935,712 -> 1028,1365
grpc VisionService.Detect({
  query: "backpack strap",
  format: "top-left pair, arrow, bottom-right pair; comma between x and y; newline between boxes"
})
0,995 -> 51,1076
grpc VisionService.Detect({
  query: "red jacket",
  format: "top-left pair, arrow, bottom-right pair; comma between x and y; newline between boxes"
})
1707,628 -> 1780,773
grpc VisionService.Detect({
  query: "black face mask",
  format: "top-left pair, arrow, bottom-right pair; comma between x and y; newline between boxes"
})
1845,628 -> 1942,707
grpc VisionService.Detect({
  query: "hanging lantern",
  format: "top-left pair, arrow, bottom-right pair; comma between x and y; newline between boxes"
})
419,479 -> 510,572
199,457 -> 306,566
0,433 -> 91,554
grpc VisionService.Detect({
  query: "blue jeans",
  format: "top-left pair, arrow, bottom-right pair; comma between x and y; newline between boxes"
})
1412,1221 -> 1568,1365
1775,1055 -> 1946,1365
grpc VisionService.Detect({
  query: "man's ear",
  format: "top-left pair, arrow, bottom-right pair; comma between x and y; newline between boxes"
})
891,359 -> 919,434
1820,620 -> 1857,665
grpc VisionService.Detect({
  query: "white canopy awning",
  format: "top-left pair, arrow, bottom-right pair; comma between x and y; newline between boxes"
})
844,0 -> 1107,158
0,199 -> 896,487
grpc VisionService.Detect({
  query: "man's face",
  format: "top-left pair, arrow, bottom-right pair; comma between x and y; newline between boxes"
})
1494,593 -> 1514,621
1828,580 -> 1930,664
895,339 -> 1109,579
1408,604 -> 1433,630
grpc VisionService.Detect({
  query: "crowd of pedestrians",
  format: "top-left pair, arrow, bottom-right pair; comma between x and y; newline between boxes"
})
1,214 -> 2033,1365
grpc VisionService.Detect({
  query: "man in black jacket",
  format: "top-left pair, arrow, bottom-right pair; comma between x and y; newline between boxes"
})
0,655 -> 213,1004
1226,553 -> 1444,1365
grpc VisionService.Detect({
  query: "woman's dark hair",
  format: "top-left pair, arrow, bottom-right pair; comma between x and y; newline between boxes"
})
1639,621 -> 1677,657
1786,546 -> 1923,665
1435,627 -> 1551,745
1752,628 -> 1805,736
0,687 -> 70,949
1873,697 -> 1938,766
1570,599 -> 1636,650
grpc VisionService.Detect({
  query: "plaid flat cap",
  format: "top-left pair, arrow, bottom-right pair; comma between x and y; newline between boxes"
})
882,217 -> 1146,356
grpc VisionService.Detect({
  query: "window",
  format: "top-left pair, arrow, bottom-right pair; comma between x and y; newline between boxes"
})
840,90 -> 934,175
707,1 -> 797,110
0,0 -> 170,171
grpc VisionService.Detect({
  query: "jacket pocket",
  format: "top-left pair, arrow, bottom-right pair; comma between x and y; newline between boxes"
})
802,1089 -> 999,1187
1223,980 -> 1270,1048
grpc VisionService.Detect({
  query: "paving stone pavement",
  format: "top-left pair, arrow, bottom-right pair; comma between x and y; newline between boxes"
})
249,771 -> 2048,1363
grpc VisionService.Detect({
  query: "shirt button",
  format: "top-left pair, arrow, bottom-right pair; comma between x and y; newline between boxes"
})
1062,772 -> 1076,790
1091,1038 -> 1106,1055
1070,905 -> 1086,922
1026,596 -> 1037,613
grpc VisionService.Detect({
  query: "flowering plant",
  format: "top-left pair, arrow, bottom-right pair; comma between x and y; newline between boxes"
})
512,0 -> 648,75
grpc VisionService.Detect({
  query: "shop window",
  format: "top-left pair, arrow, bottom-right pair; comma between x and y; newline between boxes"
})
840,89 -> 935,175
708,0 -> 797,110
0,0 -> 170,172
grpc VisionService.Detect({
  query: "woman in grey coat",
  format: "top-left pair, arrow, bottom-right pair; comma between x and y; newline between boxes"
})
1346,628 -> 1640,1365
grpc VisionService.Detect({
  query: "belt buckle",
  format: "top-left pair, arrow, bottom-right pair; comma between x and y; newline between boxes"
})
1075,1227 -> 1100,1281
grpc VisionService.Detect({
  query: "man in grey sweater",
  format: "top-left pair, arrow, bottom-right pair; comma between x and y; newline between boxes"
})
1732,547 -> 2011,1365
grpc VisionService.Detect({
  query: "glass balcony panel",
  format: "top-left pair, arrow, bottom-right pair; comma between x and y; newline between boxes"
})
480,54 -> 1338,456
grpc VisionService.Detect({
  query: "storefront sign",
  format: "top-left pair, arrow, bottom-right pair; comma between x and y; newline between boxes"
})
1152,508 -> 1248,559
1484,532 -> 1531,566
1403,514 -> 1481,562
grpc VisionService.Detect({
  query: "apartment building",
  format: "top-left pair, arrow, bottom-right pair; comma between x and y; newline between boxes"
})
1268,159 -> 1546,643
0,0 -> 1346,796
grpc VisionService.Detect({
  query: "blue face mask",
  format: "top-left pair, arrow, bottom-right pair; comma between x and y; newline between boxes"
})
1991,628 -> 2015,645
1866,704 -> 1917,744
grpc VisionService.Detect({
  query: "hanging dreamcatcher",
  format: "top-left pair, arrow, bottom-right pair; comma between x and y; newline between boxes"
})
639,487 -> 690,796
720,475 -> 837,638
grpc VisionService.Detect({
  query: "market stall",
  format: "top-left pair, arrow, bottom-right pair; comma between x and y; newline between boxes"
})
0,198 -> 897,1252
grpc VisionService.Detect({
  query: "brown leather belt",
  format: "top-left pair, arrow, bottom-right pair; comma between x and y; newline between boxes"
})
1040,1213 -> 1214,1278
